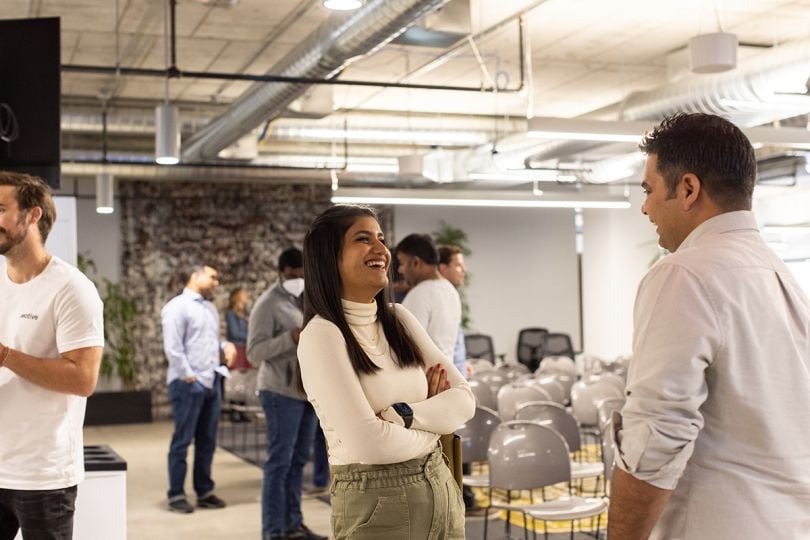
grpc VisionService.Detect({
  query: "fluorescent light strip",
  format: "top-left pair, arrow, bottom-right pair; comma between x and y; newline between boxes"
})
332,189 -> 630,209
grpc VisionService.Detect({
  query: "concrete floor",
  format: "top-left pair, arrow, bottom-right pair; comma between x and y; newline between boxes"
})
83,422 -> 600,540
83,421 -> 331,540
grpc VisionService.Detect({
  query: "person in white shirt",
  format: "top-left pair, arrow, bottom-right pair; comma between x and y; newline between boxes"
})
0,172 -> 104,540
438,244 -> 472,379
396,233 -> 461,359
298,205 -> 475,540
608,113 -> 810,539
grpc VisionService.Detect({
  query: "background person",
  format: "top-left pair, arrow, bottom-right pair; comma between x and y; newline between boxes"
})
298,205 -> 475,540
608,113 -> 810,539
225,287 -> 250,371
161,264 -> 235,514
0,172 -> 104,539
438,244 -> 472,378
247,248 -> 325,540
396,233 -> 462,360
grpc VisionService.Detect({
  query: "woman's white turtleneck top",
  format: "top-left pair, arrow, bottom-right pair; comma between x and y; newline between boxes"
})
298,299 -> 475,465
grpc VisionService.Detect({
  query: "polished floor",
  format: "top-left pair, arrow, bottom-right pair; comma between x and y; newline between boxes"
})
84,422 -> 330,540
83,421 -> 600,540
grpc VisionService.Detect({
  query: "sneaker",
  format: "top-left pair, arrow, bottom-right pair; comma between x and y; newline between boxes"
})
168,498 -> 194,514
197,494 -> 226,509
286,524 -> 327,540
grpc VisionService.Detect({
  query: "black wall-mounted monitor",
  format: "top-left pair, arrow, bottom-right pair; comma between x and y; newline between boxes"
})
0,17 -> 61,189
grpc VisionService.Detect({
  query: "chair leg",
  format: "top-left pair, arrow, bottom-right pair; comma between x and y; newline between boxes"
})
523,511 -> 529,540
483,504 -> 490,540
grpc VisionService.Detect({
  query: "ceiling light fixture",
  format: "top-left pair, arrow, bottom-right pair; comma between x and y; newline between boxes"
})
527,117 -> 651,143
689,3 -> 736,74
331,188 -> 631,209
323,0 -> 364,11
156,0 -> 180,165
96,172 -> 115,214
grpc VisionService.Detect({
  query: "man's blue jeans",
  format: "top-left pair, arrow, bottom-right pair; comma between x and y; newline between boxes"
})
167,377 -> 221,501
259,390 -> 317,537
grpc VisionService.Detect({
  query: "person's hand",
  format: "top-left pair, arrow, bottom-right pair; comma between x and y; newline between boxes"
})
465,361 -> 474,377
223,342 -> 237,367
290,327 -> 302,345
426,364 -> 450,398
184,374 -> 197,383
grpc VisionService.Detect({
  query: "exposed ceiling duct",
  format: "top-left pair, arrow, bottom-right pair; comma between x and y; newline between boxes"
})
181,0 -> 451,163
524,37 -> 810,165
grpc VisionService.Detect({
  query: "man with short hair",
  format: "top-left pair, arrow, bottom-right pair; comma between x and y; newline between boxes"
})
0,172 -> 104,539
248,248 -> 326,540
162,264 -> 235,514
438,245 -> 471,379
396,234 -> 461,359
608,113 -> 810,539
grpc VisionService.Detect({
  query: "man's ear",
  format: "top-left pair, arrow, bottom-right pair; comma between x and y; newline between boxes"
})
679,173 -> 702,211
25,206 -> 43,227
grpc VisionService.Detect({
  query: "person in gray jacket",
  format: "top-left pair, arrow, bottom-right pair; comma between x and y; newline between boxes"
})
247,248 -> 326,540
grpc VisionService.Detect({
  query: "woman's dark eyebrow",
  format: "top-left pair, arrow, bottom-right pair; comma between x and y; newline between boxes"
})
352,230 -> 382,237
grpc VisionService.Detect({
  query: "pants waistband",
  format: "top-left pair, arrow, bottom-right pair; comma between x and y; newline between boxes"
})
330,445 -> 444,490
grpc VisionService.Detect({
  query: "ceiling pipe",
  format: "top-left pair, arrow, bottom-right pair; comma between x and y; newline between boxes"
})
524,37 -> 810,165
180,0 -> 452,162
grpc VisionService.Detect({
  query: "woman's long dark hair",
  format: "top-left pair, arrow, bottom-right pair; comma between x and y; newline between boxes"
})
303,205 -> 424,375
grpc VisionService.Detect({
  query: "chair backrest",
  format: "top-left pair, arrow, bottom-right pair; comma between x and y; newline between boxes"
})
497,362 -> 530,381
570,377 -> 625,426
497,384 -> 552,420
457,406 -> 501,463
225,369 -> 258,403
514,401 -> 581,452
516,327 -> 548,372
488,421 -> 571,491
538,355 -> 577,377
545,332 -> 575,359
465,333 -> 496,364
596,396 -> 626,430
477,371 -> 509,393
469,379 -> 497,410
531,375 -> 567,405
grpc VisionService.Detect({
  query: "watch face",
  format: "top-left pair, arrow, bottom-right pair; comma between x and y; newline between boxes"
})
393,402 -> 413,416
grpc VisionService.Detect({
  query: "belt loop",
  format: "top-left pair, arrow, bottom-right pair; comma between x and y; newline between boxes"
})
360,473 -> 367,493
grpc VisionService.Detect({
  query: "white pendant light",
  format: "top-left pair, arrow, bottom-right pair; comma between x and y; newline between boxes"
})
155,102 -> 180,164
689,32 -> 738,74
96,172 -> 115,214
323,0 -> 364,11
156,0 -> 180,165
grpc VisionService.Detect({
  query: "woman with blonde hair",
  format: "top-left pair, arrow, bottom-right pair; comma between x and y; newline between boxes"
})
298,204 -> 475,539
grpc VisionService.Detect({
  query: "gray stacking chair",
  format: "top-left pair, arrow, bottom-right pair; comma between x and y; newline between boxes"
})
457,406 -> 501,489
484,421 -> 607,540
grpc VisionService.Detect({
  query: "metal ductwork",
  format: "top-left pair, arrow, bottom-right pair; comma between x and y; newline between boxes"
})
526,38 -> 810,164
181,0 -> 451,163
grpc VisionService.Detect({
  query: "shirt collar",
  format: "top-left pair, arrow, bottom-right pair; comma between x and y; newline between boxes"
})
182,287 -> 204,302
677,210 -> 759,252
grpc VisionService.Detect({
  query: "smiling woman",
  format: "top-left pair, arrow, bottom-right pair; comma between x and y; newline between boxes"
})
298,204 -> 475,540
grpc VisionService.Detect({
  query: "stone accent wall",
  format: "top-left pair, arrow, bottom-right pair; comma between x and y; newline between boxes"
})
118,180 -> 392,418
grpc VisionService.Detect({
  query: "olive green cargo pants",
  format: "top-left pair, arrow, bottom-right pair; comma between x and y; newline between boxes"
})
329,446 -> 465,539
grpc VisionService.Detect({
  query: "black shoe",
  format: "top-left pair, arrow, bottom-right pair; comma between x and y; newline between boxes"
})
168,498 -> 194,514
286,524 -> 327,540
197,494 -> 226,509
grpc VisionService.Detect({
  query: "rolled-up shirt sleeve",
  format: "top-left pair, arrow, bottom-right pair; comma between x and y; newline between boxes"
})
616,262 -> 723,490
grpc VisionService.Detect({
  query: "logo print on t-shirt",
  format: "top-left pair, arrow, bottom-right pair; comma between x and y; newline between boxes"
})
20,313 -> 39,320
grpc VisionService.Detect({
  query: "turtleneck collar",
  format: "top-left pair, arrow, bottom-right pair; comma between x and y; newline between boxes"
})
341,298 -> 378,326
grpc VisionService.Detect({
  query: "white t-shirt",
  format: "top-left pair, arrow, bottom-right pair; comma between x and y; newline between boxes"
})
0,256 -> 104,490
402,277 -> 461,358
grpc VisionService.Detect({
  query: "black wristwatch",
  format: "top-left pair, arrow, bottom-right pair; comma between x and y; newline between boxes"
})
392,402 -> 414,429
